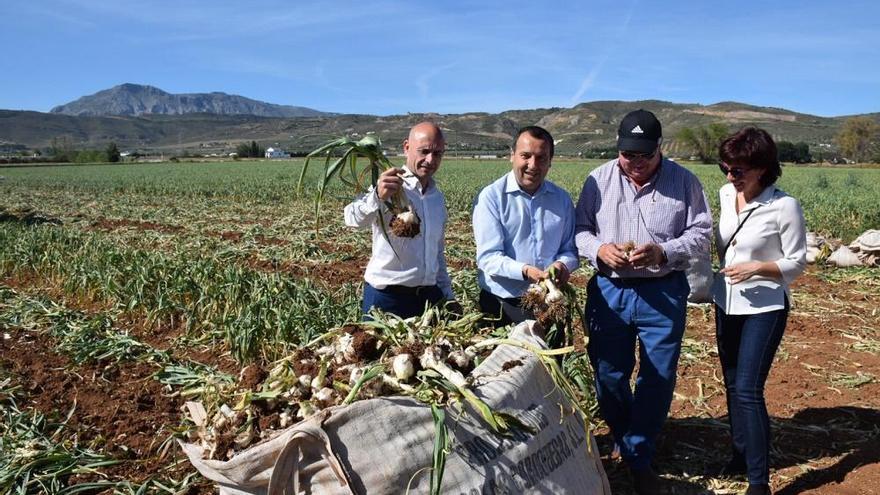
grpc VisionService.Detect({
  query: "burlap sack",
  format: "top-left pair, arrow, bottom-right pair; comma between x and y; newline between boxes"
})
685,257 -> 714,304
849,230 -> 880,266
850,229 -> 880,252
828,246 -> 862,267
180,323 -> 611,494
806,232 -> 824,249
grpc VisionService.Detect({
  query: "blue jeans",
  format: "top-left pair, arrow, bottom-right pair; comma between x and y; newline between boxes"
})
586,272 -> 689,470
715,302 -> 788,485
361,283 -> 444,320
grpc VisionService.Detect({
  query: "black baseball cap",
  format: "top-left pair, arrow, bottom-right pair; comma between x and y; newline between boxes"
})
617,109 -> 662,153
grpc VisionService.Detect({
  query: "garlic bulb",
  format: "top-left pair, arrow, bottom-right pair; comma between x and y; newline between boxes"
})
543,278 -> 564,304
392,353 -> 415,380
448,349 -> 470,369
314,387 -> 335,403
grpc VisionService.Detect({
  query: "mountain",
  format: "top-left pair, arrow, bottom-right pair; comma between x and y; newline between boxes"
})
3,97 -> 878,156
49,83 -> 332,118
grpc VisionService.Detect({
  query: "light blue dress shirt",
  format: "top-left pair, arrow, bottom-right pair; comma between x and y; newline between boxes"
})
473,172 -> 579,299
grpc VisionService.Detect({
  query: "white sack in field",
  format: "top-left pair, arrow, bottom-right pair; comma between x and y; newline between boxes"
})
850,229 -> 880,252
848,230 -> 880,266
806,232 -> 825,248
179,323 -> 611,495
828,246 -> 862,267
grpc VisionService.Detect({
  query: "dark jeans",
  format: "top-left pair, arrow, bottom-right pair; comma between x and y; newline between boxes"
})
478,289 -> 529,326
586,271 -> 689,470
361,282 -> 444,320
715,302 -> 789,485
478,289 -> 566,349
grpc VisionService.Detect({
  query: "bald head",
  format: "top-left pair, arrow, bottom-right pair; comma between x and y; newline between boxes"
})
404,122 -> 446,186
408,121 -> 444,143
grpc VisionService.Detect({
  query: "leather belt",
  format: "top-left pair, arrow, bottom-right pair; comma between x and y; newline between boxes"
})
381,284 -> 439,295
598,271 -> 677,285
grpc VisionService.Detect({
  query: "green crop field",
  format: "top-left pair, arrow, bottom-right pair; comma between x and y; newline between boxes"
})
1,159 -> 879,493
1,159 -> 878,360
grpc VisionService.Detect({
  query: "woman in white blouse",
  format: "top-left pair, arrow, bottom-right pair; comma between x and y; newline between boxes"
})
712,127 -> 807,495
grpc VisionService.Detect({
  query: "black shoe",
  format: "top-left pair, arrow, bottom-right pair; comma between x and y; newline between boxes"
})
630,467 -> 662,495
745,484 -> 771,495
718,456 -> 747,477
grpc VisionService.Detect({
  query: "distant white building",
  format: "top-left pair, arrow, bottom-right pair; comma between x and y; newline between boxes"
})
265,147 -> 290,159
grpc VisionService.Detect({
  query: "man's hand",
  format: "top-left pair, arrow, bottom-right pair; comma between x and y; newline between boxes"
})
629,243 -> 665,269
522,265 -> 545,283
597,243 -> 630,269
719,262 -> 761,284
549,262 -> 570,285
376,167 -> 404,201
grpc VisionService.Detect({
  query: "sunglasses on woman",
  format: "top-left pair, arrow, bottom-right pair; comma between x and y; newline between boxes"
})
718,163 -> 747,179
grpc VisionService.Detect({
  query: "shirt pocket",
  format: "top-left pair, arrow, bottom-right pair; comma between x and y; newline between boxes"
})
643,197 -> 684,241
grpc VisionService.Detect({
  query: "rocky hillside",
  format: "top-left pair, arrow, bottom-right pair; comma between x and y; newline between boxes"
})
50,83 -> 332,118
3,95 -> 877,156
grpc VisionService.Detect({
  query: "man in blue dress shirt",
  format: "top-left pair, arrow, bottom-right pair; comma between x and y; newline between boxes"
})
472,126 -> 579,343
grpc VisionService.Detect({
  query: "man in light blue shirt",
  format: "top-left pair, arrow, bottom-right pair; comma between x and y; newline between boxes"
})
472,126 -> 579,340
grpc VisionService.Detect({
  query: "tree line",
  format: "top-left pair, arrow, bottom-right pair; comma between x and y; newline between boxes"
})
4,120 -> 877,165
0,137 -> 121,164
675,117 -> 879,165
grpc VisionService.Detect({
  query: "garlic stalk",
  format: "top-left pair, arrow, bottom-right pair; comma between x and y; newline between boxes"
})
343,364 -> 385,404
420,346 -> 517,435
380,373 -> 416,393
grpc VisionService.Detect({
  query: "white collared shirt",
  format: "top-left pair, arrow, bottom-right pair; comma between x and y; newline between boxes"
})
712,183 -> 807,314
343,167 -> 453,300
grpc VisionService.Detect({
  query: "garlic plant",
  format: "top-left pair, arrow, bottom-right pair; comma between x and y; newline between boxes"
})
521,267 -> 573,330
296,134 -> 421,239
185,307 -> 513,462
622,240 -> 636,260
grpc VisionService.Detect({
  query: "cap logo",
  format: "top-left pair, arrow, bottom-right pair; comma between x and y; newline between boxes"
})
631,125 -> 644,134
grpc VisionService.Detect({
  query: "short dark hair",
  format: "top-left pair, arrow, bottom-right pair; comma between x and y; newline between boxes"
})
719,127 -> 782,187
512,126 -> 554,158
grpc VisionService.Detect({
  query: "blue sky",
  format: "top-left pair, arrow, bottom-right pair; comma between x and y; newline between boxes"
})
2,0 -> 878,117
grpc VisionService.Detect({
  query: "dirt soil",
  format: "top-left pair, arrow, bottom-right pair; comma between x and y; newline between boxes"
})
596,266 -> 880,494
0,327 -> 212,492
1,266 -> 877,494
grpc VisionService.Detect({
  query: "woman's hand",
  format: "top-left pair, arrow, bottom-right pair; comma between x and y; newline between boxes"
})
719,261 -> 764,284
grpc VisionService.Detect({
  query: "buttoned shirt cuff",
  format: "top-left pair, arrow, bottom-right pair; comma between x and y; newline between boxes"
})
581,239 -> 603,269
775,259 -> 805,286
555,256 -> 580,274
365,189 -> 382,212
659,241 -> 683,269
